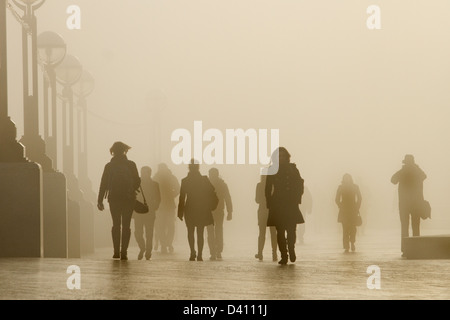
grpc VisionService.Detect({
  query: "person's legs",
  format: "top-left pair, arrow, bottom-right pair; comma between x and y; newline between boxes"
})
153,212 -> 162,251
197,226 -> 205,261
120,201 -> 134,260
269,226 -> 278,261
342,223 -> 350,251
166,211 -> 176,253
145,213 -> 156,259
109,202 -> 122,258
207,224 -> 216,260
256,224 -> 266,260
214,211 -> 225,259
286,224 -> 297,262
134,216 -> 145,259
411,213 -> 420,237
350,224 -> 357,252
399,207 -> 410,254
276,225 -> 288,264
187,224 -> 196,260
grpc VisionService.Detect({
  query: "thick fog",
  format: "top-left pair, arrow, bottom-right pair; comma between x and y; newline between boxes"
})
5,0 -> 450,250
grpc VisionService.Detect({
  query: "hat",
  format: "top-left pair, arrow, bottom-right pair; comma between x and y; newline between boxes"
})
402,154 -> 415,165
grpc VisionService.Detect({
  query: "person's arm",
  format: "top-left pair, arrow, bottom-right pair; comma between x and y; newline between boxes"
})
152,182 -> 161,211
177,181 -> 186,220
224,183 -> 233,220
172,176 -> 180,198
391,170 -> 401,185
335,186 -> 342,208
97,164 -> 109,211
130,161 -> 141,192
265,175 -> 273,209
356,185 -> 362,210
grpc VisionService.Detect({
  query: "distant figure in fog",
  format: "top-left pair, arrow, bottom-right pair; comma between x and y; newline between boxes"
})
178,159 -> 218,261
97,141 -> 141,260
391,154 -> 427,257
207,168 -> 233,261
298,186 -> 313,244
153,163 -> 180,254
335,174 -> 362,253
255,174 -> 278,262
133,166 -> 160,260
265,147 -> 304,265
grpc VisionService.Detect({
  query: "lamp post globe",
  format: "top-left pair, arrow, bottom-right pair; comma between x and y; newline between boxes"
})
37,31 -> 66,67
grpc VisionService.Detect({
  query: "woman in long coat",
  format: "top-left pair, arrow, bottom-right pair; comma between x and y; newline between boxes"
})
265,147 -> 304,265
335,173 -> 362,253
178,159 -> 217,261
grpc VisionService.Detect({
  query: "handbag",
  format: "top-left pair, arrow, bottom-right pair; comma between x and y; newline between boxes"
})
418,200 -> 431,220
134,186 -> 149,214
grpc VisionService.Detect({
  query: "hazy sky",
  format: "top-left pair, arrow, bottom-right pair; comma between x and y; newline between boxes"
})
5,0 -> 450,233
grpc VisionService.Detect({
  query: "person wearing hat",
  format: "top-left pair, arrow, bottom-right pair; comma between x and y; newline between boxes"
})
177,159 -> 217,261
391,154 -> 427,257
97,141 -> 141,260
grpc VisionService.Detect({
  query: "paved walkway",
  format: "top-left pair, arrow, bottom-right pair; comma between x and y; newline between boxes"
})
1,230 -> 450,300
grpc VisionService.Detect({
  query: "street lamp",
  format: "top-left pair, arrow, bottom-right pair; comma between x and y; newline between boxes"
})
55,54 -> 82,195
10,0 -> 53,172
72,70 -> 95,202
37,31 -> 66,168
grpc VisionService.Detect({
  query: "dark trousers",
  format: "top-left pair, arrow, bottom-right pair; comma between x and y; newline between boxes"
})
134,212 -> 156,255
400,209 -> 420,253
207,210 -> 225,257
276,224 -> 297,258
342,223 -> 356,250
109,200 -> 134,254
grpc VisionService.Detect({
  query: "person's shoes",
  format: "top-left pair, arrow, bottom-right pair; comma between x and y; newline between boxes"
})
289,252 -> 296,263
189,252 -> 196,261
278,256 -> 288,265
113,252 -> 120,259
145,252 -> 151,260
138,250 -> 144,260
351,243 -> 356,252
272,252 -> 278,262
209,255 -> 216,261
120,252 -> 128,260
197,255 -> 203,262
344,249 -> 349,253
216,253 -> 222,260
255,253 -> 263,261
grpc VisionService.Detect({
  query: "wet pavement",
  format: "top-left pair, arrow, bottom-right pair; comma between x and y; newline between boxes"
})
1,230 -> 450,300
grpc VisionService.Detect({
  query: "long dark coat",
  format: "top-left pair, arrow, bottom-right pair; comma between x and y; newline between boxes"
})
335,183 -> 361,225
265,163 -> 304,228
178,171 -> 216,227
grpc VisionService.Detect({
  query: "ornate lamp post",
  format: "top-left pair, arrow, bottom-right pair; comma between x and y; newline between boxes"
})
37,31 -> 66,168
72,70 -> 95,203
10,0 -> 53,172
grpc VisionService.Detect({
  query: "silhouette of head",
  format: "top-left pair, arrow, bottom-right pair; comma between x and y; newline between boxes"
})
402,154 -> 415,165
188,158 -> 200,172
141,166 -> 152,178
272,147 -> 291,166
110,141 -> 131,156
342,173 -> 353,185
209,168 -> 219,180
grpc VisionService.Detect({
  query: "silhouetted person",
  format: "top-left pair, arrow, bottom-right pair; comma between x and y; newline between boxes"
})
265,147 -> 304,265
178,159 -> 218,261
97,141 -> 140,260
391,154 -> 427,257
255,174 -> 277,262
133,166 -> 161,260
206,168 -> 233,261
335,174 -> 362,253
153,163 -> 180,254
298,186 -> 313,244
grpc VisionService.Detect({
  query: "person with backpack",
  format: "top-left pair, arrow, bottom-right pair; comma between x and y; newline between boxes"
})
178,159 -> 218,261
97,141 -> 141,260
